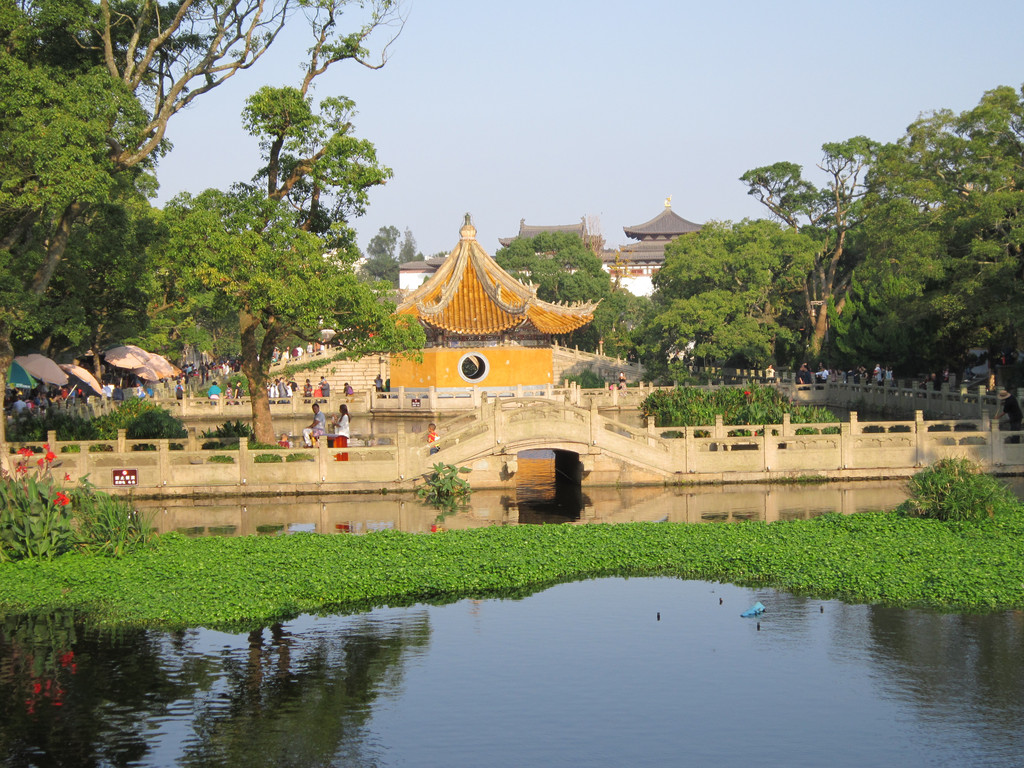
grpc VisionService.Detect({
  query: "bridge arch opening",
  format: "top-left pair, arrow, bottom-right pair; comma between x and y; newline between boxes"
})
514,449 -> 585,523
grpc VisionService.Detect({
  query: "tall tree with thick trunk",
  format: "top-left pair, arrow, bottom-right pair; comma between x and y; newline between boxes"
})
741,136 -> 877,358
0,0 -> 404,467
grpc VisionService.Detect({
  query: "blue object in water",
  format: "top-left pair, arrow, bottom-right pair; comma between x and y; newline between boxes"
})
741,602 -> 765,618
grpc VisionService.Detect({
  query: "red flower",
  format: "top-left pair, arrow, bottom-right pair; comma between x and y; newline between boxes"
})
37,458 -> 44,467
42,443 -> 49,451
54,492 -> 71,507
18,447 -> 33,458
15,464 -> 28,476
64,473 -> 71,481
45,451 -> 56,463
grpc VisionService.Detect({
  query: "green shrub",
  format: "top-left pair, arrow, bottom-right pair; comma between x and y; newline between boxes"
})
640,384 -> 840,429
898,458 -> 1022,522
286,453 -> 314,462
417,463 -> 472,509
207,454 -> 236,464
203,420 -> 253,440
6,411 -> 97,442
254,453 -> 283,463
91,400 -> 187,440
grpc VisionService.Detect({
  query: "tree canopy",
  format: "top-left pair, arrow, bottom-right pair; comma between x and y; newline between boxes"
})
834,84 -> 1024,373
495,231 -> 618,350
642,219 -> 816,374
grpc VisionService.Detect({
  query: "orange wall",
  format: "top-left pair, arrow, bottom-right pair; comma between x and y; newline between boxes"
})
391,348 -> 554,388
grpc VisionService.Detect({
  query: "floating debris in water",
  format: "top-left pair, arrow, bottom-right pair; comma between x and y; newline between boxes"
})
740,602 -> 765,618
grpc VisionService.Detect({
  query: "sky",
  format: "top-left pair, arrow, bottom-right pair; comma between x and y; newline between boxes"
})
153,0 -> 1024,259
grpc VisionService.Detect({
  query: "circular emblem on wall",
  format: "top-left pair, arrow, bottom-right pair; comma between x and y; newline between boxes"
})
458,352 -> 489,383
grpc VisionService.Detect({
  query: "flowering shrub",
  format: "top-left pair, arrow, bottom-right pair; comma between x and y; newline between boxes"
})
1,447 -> 152,561
0,447 -> 77,560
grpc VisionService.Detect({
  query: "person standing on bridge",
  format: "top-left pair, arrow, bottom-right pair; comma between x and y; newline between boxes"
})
996,390 -> 1022,432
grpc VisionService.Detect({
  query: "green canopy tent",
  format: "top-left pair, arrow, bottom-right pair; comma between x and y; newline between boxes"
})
6,360 -> 37,389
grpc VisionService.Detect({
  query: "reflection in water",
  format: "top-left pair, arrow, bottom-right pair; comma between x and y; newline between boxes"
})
513,450 -> 587,524
0,610 -> 429,767
2,581 -> 1023,767
136,480 -> 919,537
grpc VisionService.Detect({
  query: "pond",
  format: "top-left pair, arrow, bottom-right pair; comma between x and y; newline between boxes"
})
138,449 -> 932,536
2,578 -> 1023,767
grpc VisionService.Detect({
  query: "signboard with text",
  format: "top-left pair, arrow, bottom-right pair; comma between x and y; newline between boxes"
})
411,398 -> 421,408
112,469 -> 138,487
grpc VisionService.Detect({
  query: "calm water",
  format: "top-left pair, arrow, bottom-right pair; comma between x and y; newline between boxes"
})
3,579 -> 1023,767
7,453 -> 1024,765
138,449 -> 934,536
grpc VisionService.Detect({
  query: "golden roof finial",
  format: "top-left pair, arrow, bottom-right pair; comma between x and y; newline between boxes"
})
665,195 -> 672,208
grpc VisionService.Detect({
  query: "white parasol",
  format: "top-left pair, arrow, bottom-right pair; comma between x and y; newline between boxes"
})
13,354 -> 69,385
59,363 -> 103,395
103,345 -> 153,369
104,345 -> 179,380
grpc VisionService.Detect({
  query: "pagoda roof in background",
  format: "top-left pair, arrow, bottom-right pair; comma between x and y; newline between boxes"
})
623,199 -> 702,241
498,217 -> 588,248
397,217 -> 598,336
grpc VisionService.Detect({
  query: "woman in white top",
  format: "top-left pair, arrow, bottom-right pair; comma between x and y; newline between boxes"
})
332,404 -> 351,460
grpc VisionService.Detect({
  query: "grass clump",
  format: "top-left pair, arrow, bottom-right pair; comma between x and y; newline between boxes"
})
898,458 -> 1021,521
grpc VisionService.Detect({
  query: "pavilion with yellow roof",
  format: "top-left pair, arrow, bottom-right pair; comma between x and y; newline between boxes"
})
392,215 -> 598,389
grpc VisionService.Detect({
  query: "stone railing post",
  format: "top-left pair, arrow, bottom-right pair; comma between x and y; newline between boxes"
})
714,414 -> 724,439
238,439 -> 249,488
840,423 -> 852,469
914,410 -> 925,467
158,439 -> 170,490
317,435 -> 328,483
762,425 -> 774,472
117,429 -> 127,454
428,385 -> 438,410
395,421 -> 408,480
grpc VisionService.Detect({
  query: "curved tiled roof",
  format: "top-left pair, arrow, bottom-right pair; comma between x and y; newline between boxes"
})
397,218 -> 598,336
623,207 -> 702,240
497,217 -> 587,248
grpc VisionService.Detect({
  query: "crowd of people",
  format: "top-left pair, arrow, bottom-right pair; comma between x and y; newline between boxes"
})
794,362 -> 903,386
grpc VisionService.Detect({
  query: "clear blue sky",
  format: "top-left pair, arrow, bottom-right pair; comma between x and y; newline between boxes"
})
154,0 -> 1024,259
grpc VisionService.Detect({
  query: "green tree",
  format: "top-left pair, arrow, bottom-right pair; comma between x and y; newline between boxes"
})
0,0 -> 404,466
166,189 -> 422,443
398,227 -> 418,262
360,224 -> 401,285
643,219 -> 816,374
167,17 -> 419,443
845,84 -> 1024,371
33,193 -> 163,376
741,137 -> 878,358
495,231 -> 613,350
